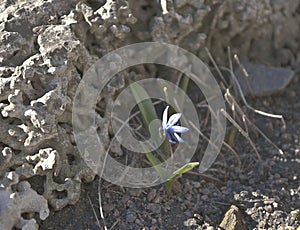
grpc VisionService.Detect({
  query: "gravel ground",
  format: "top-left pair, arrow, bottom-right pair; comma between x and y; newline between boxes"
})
39,75 -> 300,230
1,1 -> 299,229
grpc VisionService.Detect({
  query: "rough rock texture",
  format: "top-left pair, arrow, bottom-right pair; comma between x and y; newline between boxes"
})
0,0 -> 300,229
219,205 -> 246,230
0,164 -> 49,230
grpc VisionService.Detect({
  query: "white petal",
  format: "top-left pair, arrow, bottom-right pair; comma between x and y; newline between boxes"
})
166,132 -> 175,144
162,106 -> 169,129
166,113 -> 181,128
170,126 -> 189,133
174,133 -> 184,143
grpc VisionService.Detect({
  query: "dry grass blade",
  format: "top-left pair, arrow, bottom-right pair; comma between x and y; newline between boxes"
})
224,89 -> 284,155
109,219 -> 120,230
206,47 -> 284,160
189,120 -> 242,169
224,89 -> 253,135
221,108 -> 262,161
98,178 -> 108,230
206,47 -> 285,123
243,121 -> 284,156
205,47 -> 228,87
234,54 -> 254,96
187,170 -> 222,183
219,66 -> 285,122
88,195 -> 102,229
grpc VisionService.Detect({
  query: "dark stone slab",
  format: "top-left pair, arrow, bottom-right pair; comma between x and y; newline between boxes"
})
235,63 -> 294,97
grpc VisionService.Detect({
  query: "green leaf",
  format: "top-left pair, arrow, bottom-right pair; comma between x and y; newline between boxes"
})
141,143 -> 166,180
129,80 -> 169,156
129,80 -> 194,187
129,80 -> 167,179
178,75 -> 189,109
165,162 -> 199,193
129,81 -> 157,128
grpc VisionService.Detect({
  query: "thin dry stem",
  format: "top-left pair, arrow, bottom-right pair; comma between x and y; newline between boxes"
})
98,178 -> 108,230
221,108 -> 262,161
188,120 -> 242,169
187,171 -> 222,183
88,195 -> 102,229
205,47 -> 228,87
234,54 -> 254,96
220,66 -> 285,122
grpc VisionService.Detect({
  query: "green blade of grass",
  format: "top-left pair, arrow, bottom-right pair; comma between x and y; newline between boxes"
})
129,80 -> 194,186
129,79 -> 169,151
129,80 -> 157,128
178,74 -> 189,109
141,143 -> 166,180
166,162 -> 199,193
129,80 -> 167,179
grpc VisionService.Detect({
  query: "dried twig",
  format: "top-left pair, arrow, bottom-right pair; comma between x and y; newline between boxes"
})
189,120 -> 242,169
98,178 -> 108,230
88,195 -> 101,229
205,47 -> 284,162
219,66 -> 285,122
221,108 -> 262,161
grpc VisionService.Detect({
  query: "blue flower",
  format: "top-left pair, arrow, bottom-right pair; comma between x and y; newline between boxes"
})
162,106 -> 189,144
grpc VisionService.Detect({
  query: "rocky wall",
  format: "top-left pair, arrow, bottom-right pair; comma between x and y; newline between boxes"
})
0,0 -> 299,229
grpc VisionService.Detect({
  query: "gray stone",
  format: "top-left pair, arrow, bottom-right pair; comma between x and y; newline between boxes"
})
235,63 -> 294,96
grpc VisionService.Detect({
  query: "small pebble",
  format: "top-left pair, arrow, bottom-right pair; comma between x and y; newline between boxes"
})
185,193 -> 192,201
191,181 -> 201,188
126,212 -> 137,223
147,190 -> 156,202
265,205 -> 273,212
129,188 -> 142,196
122,194 -> 130,204
135,218 -> 142,226
200,188 -> 210,195
103,203 -> 114,212
290,210 -> 300,220
151,218 -> 157,225
113,209 -> 120,218
201,195 -> 209,201
147,203 -> 161,214
258,220 -> 265,228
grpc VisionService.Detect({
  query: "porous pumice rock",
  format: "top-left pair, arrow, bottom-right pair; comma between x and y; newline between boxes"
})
0,0 -> 300,229
0,0 -> 98,220
0,174 -> 49,230
26,148 -> 57,174
151,0 -> 300,67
